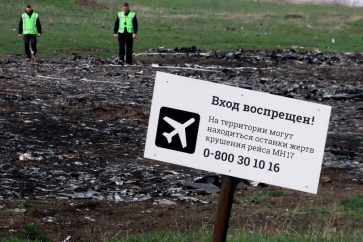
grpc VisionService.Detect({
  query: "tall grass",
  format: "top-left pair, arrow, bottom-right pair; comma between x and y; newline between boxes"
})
115,230 -> 363,242
0,225 -> 51,242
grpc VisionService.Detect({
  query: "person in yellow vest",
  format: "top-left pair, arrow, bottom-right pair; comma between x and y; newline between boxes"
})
18,5 -> 42,60
113,2 -> 138,65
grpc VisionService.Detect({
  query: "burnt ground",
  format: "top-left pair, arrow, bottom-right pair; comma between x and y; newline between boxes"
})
0,50 -> 362,241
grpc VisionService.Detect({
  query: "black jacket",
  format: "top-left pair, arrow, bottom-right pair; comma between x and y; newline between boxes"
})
18,11 -> 42,34
113,11 -> 138,34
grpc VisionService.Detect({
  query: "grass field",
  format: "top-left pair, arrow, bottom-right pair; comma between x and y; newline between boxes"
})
0,0 -> 362,57
117,231 -> 363,242
1,229 -> 362,242
0,194 -> 362,241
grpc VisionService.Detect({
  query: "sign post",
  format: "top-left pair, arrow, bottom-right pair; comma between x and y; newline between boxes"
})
212,175 -> 239,242
144,71 -> 331,239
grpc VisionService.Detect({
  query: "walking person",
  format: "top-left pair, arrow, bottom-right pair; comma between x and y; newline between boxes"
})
113,2 -> 138,65
18,5 -> 42,61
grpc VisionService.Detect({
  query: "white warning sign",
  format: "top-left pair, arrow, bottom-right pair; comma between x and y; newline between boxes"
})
144,72 -> 331,194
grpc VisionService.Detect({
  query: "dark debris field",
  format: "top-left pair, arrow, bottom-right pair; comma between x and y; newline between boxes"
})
0,50 -> 362,240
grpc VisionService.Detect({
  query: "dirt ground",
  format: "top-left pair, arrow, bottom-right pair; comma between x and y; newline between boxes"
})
0,50 -> 362,241
0,169 -> 361,241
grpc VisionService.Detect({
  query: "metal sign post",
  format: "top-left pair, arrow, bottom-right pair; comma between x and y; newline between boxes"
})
212,176 -> 239,242
212,83 -> 253,242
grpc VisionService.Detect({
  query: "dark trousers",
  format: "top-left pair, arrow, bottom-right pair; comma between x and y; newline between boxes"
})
118,32 -> 134,64
23,34 -> 37,59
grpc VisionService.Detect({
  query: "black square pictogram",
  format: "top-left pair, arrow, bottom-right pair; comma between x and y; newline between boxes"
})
155,107 -> 200,154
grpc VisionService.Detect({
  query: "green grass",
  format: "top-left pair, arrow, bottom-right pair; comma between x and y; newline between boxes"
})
0,225 -> 51,242
3,229 -> 363,242
0,0 -> 362,57
340,194 -> 363,209
244,189 -> 285,204
114,230 -> 363,242
1,198 -> 362,242
340,194 -> 363,219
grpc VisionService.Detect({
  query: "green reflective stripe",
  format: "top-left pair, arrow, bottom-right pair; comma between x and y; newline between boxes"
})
118,11 -> 135,33
22,12 -> 38,34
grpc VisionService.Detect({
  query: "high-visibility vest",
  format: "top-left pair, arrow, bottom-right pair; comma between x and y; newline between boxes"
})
22,12 -> 39,34
118,11 -> 135,33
